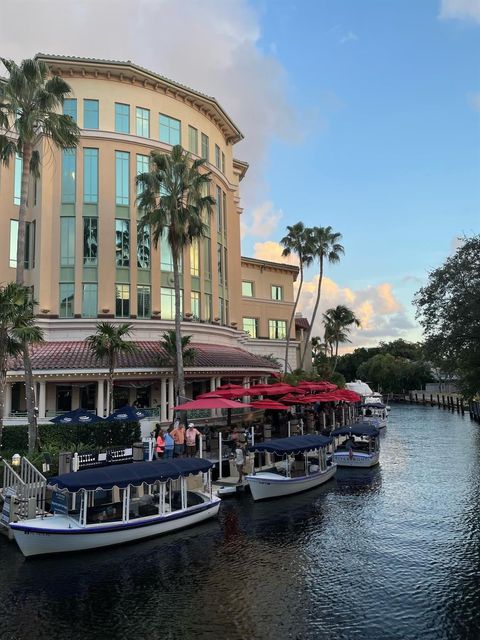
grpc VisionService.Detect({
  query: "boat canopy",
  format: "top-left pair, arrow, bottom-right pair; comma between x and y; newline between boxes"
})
331,423 -> 380,437
361,402 -> 386,409
248,434 -> 331,455
48,459 -> 213,492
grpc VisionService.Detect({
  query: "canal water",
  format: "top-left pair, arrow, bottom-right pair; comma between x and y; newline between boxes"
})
0,405 -> 479,640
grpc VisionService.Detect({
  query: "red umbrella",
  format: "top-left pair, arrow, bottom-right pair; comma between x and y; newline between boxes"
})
308,393 -> 340,403
248,383 -> 297,396
217,383 -> 245,391
197,388 -> 251,399
333,389 -> 361,403
250,399 -> 288,410
280,393 -> 313,405
174,395 -> 251,410
296,381 -> 337,392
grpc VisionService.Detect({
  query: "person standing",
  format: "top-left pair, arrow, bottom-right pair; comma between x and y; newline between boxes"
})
235,442 -> 246,484
155,427 -> 165,459
185,423 -> 201,457
163,426 -> 175,459
172,421 -> 186,457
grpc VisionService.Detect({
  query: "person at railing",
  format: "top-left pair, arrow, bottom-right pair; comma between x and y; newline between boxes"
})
186,423 -> 201,457
163,426 -> 175,459
172,422 -> 186,457
154,424 -> 165,459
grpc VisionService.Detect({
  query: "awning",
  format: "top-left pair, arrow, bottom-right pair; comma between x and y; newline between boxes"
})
249,434 -> 332,454
331,423 -> 380,437
48,459 -> 213,492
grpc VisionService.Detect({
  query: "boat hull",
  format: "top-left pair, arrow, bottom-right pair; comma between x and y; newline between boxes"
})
246,465 -> 336,501
333,451 -> 379,467
11,498 -> 220,557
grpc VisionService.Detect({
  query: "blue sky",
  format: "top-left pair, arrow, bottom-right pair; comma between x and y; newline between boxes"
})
2,0 -> 479,347
241,0 -> 480,346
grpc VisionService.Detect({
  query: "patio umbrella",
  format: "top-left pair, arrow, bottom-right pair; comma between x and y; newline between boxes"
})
296,381 -> 338,392
333,389 -> 361,403
250,399 -> 288,410
197,387 -> 251,399
50,408 -> 105,424
174,395 -> 251,411
308,393 -> 340,403
280,393 -> 313,405
248,383 -> 297,396
105,405 -> 147,422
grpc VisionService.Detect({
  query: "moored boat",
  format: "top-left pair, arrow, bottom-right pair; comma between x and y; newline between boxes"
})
10,458 -> 220,557
246,435 -> 336,501
331,423 -> 380,468
360,402 -> 388,429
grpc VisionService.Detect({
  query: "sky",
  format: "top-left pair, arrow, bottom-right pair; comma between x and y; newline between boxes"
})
1,0 -> 479,350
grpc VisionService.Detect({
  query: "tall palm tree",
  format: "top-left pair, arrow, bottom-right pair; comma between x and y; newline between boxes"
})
0,57 -> 79,284
300,226 -> 344,370
137,145 -> 214,400
280,222 -> 313,374
86,323 -> 138,415
323,305 -> 361,371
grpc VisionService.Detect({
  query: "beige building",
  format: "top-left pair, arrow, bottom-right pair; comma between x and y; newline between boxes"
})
1,54 -> 306,422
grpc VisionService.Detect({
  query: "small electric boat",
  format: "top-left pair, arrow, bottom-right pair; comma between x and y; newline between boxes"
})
246,434 -> 336,501
360,402 -> 388,429
331,423 -> 380,468
10,458 -> 220,557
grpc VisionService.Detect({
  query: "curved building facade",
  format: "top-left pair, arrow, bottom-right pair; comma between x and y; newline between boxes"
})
1,55 -> 302,422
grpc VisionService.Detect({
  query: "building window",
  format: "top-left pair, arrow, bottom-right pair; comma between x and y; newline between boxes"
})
63,98 -> 77,122
59,283 -> 75,318
221,151 -> 225,174
83,99 -> 99,129
219,297 -> 225,324
271,285 -> 283,301
82,283 -> 97,318
191,291 -> 200,320
224,247 -> 228,284
115,219 -> 130,267
269,320 -> 287,339
204,293 -> 212,322
9,219 -> 18,268
204,237 -> 211,280
215,144 -> 221,169
190,238 -> 200,277
242,281 -> 253,297
223,192 -> 227,235
160,229 -> 173,272
115,284 -> 130,318
115,103 -> 130,134
115,151 -> 130,205
201,133 -> 209,161
83,218 -> 98,265
137,223 -> 150,269
61,149 -> 76,204
25,221 -> 36,269
217,243 -> 223,283
188,126 -> 198,154
216,186 -> 222,233
159,114 -> 181,145
137,285 -> 151,318
136,154 -> 149,195
161,287 -> 182,320
83,148 -> 98,204
136,107 -> 150,138
243,317 -> 258,338
13,153 -> 22,205
60,217 -> 75,266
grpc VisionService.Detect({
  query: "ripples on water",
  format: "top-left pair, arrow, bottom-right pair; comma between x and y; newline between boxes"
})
1,405 -> 479,640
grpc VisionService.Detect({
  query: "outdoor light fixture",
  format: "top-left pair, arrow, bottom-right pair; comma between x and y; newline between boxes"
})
102,308 -> 110,313
41,309 -> 50,314
11,453 -> 21,468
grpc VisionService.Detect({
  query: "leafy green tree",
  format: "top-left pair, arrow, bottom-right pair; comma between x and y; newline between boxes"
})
86,323 -> 138,415
137,145 -> 214,400
0,57 -> 79,284
322,305 -> 361,371
158,330 -> 196,389
280,222 -> 313,373
414,235 -> 480,398
300,226 -> 344,369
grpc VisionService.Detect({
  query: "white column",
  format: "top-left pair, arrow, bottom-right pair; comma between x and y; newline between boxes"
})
97,379 -> 105,417
168,378 -> 175,421
72,386 -> 80,410
210,377 -> 216,392
38,381 -> 46,419
160,378 -> 167,422
243,376 -> 250,403
4,382 -> 12,418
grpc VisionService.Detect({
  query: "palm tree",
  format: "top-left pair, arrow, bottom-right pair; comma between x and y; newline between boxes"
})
86,323 -> 138,415
137,145 -> 214,400
280,222 -> 313,374
159,331 -> 196,400
299,226 -> 344,370
0,57 -> 79,284
323,305 -> 361,371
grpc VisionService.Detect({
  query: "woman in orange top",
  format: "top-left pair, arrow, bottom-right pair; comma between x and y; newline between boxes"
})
155,425 -> 165,459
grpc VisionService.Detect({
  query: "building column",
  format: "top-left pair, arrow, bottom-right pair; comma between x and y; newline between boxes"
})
38,381 -> 46,419
243,376 -> 250,403
168,378 -> 175,422
72,386 -> 80,410
128,388 -> 136,406
4,382 -> 12,418
97,379 -> 105,417
160,378 -> 167,422
210,377 -> 216,392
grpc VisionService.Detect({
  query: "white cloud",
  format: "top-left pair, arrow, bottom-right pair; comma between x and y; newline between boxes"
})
0,0 -> 300,207
439,0 -> 480,22
468,92 -> 480,111
253,240 -> 298,265
241,201 -> 283,239
339,31 -> 359,44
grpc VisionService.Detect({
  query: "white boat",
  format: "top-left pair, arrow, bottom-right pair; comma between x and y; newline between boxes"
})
346,380 -> 387,407
331,423 -> 380,468
10,459 -> 220,557
246,435 -> 336,501
360,402 -> 388,429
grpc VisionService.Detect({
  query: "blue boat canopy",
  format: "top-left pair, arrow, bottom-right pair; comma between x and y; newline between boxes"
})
48,459 -> 213,492
248,434 -> 331,455
361,403 -> 386,409
331,423 -> 380,437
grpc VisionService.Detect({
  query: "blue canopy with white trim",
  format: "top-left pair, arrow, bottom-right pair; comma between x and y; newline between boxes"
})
331,423 -> 380,437
248,434 -> 331,455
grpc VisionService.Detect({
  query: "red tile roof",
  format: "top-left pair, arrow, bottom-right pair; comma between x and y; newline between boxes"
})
8,341 -> 274,372
295,317 -> 310,330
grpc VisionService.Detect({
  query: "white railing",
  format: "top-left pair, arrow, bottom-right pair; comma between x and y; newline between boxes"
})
1,457 -> 47,521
